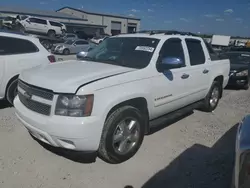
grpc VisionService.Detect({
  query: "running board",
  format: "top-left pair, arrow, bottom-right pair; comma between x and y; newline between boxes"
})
149,101 -> 203,130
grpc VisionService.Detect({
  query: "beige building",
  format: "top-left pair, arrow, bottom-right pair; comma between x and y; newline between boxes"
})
57,7 -> 140,35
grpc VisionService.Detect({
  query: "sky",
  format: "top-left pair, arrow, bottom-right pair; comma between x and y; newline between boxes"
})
1,0 -> 250,37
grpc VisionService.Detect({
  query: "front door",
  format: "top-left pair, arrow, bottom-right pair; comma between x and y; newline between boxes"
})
150,38 -> 194,119
23,18 -> 38,32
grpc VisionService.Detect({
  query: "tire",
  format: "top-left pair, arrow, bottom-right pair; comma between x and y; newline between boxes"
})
19,25 -> 25,33
63,49 -> 70,55
48,30 -> 56,38
98,106 -> 145,164
62,29 -> 66,35
243,82 -> 249,90
6,79 -> 18,105
201,81 -> 222,112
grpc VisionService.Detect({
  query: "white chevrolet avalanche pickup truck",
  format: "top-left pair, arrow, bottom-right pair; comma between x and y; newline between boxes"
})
14,31 -> 230,163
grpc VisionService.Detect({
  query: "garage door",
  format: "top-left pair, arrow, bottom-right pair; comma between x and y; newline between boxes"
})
111,21 -> 121,35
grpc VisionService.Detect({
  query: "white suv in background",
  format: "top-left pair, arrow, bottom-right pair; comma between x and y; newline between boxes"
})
17,16 -> 66,37
0,31 -> 56,104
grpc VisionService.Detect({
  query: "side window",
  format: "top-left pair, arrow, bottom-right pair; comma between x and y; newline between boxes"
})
30,18 -> 47,25
0,36 -> 39,55
75,40 -> 88,45
37,19 -> 47,25
185,39 -> 205,66
158,38 -> 185,66
204,40 -> 219,61
29,18 -> 38,23
49,21 -> 62,27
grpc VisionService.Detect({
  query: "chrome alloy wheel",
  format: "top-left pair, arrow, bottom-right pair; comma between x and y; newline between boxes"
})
112,118 -> 140,155
210,87 -> 219,107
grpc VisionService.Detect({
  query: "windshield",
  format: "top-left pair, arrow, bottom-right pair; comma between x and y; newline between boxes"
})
4,17 -> 15,21
64,40 -> 75,45
224,52 -> 250,64
20,15 -> 28,20
83,37 -> 159,69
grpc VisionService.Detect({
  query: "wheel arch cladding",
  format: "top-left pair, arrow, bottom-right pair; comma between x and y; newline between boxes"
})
105,97 -> 150,134
5,75 -> 19,97
214,75 -> 224,98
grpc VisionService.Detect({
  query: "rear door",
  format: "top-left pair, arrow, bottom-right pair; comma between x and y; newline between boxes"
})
49,21 -> 62,35
183,38 -> 210,101
33,18 -> 48,34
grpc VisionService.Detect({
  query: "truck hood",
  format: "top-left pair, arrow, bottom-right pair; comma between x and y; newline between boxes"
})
230,63 -> 249,72
19,60 -> 136,93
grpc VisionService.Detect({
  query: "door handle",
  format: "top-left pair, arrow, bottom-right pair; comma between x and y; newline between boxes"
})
203,69 -> 209,74
181,73 -> 189,79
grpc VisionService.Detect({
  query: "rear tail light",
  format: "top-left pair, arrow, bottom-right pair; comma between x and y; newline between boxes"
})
48,55 -> 56,63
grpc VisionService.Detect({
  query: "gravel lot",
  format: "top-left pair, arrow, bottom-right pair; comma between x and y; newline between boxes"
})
55,54 -> 76,61
0,88 -> 249,188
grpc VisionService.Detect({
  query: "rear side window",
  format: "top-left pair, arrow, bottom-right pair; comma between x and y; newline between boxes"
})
0,36 -> 39,55
185,39 -> 205,66
75,40 -> 89,45
204,40 -> 219,60
29,18 -> 47,25
49,21 -> 62,27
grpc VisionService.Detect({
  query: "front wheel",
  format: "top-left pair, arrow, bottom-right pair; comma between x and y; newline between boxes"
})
6,79 -> 18,105
201,81 -> 222,112
98,106 -> 145,164
48,30 -> 56,38
243,82 -> 249,90
63,49 -> 70,55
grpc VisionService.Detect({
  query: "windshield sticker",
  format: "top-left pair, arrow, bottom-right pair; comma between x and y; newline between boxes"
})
241,54 -> 250,57
135,46 -> 155,52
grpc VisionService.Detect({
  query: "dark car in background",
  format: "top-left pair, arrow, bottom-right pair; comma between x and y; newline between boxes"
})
230,47 -> 250,53
220,51 -> 250,90
74,28 -> 105,40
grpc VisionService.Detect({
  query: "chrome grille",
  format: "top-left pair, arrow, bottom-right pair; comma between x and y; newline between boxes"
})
18,80 -> 54,116
18,80 -> 54,100
18,92 -> 51,116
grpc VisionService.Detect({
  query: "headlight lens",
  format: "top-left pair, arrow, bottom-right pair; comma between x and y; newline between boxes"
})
55,94 -> 94,117
57,46 -> 63,50
236,70 -> 248,76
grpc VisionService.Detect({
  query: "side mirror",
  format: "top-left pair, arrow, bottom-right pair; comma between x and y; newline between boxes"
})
76,51 -> 88,60
158,57 -> 184,72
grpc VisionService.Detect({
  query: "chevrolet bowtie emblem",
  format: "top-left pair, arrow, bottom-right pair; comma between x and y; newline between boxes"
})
23,92 -> 32,100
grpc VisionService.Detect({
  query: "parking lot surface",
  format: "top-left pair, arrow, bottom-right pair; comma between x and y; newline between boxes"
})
55,54 -> 76,61
0,88 -> 249,188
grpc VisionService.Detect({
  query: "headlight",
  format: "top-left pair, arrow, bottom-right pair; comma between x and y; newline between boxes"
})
55,94 -> 94,117
236,70 -> 248,76
57,46 -> 63,50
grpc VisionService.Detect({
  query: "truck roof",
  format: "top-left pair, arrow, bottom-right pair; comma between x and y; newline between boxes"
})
114,31 -> 202,40
0,30 -> 40,42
